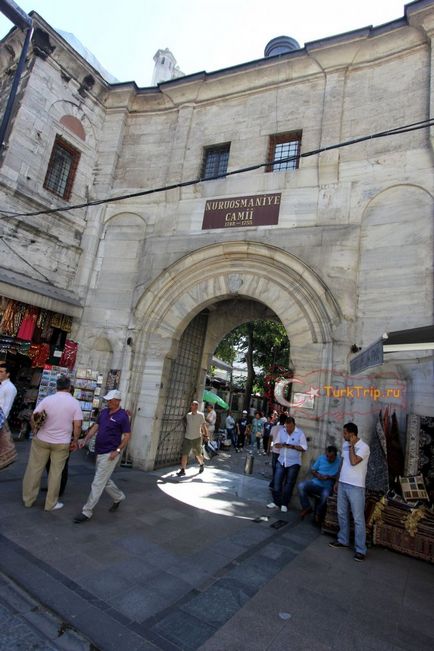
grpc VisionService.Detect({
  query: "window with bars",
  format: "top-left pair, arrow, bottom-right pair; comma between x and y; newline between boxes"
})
201,143 -> 230,180
266,132 -> 302,172
43,135 -> 81,200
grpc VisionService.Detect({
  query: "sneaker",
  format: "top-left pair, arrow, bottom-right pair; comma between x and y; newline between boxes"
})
176,468 -> 186,477
51,502 -> 64,511
73,513 -> 90,524
267,502 -> 278,509
109,501 -> 121,512
199,464 -> 204,474
354,552 -> 366,562
328,541 -> 348,549
281,505 -> 288,513
299,507 -> 313,519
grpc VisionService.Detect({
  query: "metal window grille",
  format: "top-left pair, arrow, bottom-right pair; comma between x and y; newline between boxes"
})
155,311 -> 209,468
43,135 -> 80,200
266,132 -> 301,172
201,144 -> 230,179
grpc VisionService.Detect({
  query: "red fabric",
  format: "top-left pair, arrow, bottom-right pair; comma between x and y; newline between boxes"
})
28,343 -> 50,368
17,307 -> 39,340
59,340 -> 78,370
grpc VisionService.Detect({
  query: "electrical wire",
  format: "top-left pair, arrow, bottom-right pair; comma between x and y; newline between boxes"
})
2,238 -> 55,285
1,117 -> 433,220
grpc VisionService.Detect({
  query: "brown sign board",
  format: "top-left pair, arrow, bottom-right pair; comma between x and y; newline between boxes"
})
202,193 -> 281,229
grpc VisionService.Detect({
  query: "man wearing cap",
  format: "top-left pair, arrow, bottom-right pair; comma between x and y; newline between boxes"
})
176,400 -> 207,477
74,389 -> 131,523
236,410 -> 249,450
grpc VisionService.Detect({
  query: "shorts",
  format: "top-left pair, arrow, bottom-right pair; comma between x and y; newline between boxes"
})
182,437 -> 202,457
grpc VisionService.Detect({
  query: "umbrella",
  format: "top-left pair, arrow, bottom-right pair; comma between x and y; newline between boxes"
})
203,389 -> 229,409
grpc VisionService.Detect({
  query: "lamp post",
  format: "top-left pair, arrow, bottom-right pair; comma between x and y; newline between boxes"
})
0,0 -> 33,153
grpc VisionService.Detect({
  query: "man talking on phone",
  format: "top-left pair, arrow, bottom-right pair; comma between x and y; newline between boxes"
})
329,422 -> 370,561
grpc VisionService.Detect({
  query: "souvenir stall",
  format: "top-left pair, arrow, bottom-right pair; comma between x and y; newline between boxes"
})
323,410 -> 434,563
370,414 -> 434,563
0,296 -> 78,437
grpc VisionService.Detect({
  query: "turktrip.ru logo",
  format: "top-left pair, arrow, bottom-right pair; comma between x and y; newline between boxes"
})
274,370 -> 406,421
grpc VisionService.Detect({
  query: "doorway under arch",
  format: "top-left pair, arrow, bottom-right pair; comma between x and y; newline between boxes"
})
129,241 -> 341,470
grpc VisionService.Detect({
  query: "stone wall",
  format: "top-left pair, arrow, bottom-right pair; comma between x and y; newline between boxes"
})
1,4 -> 433,468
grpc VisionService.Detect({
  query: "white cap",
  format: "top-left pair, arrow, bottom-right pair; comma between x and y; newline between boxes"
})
103,389 -> 121,400
242,410 -> 248,413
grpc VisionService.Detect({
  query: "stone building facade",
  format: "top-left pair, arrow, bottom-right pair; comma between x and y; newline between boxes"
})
0,2 -> 433,470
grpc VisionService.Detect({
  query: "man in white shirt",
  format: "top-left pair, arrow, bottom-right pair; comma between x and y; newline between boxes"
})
329,422 -> 370,561
0,363 -> 18,469
0,364 -> 17,418
267,416 -> 308,513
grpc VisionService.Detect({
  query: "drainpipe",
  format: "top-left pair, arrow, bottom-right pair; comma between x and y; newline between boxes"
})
0,0 -> 33,153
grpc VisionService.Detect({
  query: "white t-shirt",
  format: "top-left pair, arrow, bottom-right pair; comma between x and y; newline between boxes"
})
34,391 -> 83,444
0,378 -> 17,418
339,439 -> 370,488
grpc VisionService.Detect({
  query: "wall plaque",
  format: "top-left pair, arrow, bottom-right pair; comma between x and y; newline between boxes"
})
202,193 -> 281,229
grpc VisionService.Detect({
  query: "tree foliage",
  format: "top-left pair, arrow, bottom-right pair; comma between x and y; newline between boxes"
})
214,320 -> 290,403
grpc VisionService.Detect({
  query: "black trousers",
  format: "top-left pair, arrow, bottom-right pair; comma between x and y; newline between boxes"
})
46,454 -> 69,497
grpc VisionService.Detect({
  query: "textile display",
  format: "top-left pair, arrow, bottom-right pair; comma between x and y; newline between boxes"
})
28,343 -> 50,368
59,340 -> 78,370
366,412 -> 389,493
50,313 -> 72,332
404,415 -> 434,502
385,412 -> 404,486
0,300 -> 26,336
372,495 -> 434,563
17,307 -> 39,340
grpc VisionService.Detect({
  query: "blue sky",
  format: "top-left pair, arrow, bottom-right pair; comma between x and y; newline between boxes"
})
0,0 -> 409,86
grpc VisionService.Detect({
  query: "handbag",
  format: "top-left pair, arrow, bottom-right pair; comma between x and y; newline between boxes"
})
32,410 -> 47,433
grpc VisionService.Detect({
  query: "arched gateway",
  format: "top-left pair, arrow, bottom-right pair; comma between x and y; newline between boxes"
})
128,242 -> 341,470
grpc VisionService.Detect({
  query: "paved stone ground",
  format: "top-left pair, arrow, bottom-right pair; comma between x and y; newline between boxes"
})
0,570 -> 91,650
0,440 -> 433,650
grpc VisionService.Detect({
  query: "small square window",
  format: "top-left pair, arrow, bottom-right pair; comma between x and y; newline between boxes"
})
201,143 -> 230,180
43,135 -> 81,200
266,132 -> 301,172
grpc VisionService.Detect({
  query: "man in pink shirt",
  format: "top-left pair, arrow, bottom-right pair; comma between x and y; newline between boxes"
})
22,375 -> 83,511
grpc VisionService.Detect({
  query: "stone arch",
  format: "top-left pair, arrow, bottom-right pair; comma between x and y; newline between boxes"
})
47,99 -> 97,149
59,114 -> 86,141
135,241 -> 341,354
129,242 -> 341,469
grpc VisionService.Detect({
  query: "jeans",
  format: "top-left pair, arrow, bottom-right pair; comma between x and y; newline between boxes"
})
82,452 -> 125,518
337,482 -> 367,555
227,428 -> 237,448
271,461 -> 300,508
298,479 -> 331,517
269,452 -> 280,487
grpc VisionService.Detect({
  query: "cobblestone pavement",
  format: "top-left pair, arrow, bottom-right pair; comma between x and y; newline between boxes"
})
0,570 -> 92,650
0,439 -> 433,650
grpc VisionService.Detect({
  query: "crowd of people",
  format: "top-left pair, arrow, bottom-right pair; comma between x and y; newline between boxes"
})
181,402 -> 371,561
1,372 -> 371,560
0,366 -> 131,523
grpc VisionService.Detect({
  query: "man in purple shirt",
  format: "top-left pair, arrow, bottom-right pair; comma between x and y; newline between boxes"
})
74,390 -> 131,523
